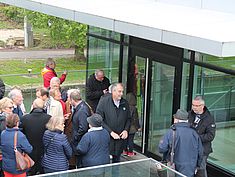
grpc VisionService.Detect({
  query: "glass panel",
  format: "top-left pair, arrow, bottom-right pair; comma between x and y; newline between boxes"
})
196,52 -> 235,71
183,49 -> 191,60
134,56 -> 147,147
122,46 -> 129,96
87,36 -> 120,83
1,71 -> 86,113
148,62 -> 175,155
180,62 -> 190,110
192,65 -> 235,175
89,26 -> 120,41
32,158 -> 186,177
124,35 -> 129,43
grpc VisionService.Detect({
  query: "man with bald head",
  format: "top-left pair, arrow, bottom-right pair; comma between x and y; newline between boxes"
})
86,69 -> 110,112
21,98 -> 51,175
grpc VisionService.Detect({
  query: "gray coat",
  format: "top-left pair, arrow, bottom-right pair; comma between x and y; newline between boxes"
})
96,94 -> 131,156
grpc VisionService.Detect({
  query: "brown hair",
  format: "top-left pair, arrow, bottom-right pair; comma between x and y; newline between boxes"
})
46,58 -> 55,67
40,87 -> 49,97
6,113 -> 19,128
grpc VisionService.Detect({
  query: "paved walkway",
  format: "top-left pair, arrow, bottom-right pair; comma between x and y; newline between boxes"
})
0,48 -> 75,59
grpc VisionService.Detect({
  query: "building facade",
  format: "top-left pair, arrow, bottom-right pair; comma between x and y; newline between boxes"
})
87,27 -> 235,177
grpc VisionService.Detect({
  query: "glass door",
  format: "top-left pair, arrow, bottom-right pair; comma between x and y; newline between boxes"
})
134,56 -> 147,150
147,61 -> 176,156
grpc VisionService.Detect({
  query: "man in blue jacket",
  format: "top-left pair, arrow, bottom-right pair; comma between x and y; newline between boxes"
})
77,113 -> 110,167
70,89 -> 91,168
159,109 -> 203,177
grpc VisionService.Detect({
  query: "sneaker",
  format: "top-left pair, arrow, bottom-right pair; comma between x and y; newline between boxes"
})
122,150 -> 128,156
127,152 -> 136,157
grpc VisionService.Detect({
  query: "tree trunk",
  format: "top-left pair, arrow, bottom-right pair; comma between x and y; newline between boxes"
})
74,45 -> 86,61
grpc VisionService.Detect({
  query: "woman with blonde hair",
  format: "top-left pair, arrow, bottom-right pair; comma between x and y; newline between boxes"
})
0,97 -> 14,175
1,113 -> 32,177
41,117 -> 72,173
0,97 -> 14,132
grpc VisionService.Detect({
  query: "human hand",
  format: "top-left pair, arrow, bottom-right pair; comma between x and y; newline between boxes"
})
64,113 -> 71,120
63,70 -> 68,75
120,130 -> 128,139
111,131 -> 120,139
103,89 -> 108,94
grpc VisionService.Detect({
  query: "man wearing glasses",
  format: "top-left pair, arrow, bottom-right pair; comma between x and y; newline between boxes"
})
188,96 -> 216,177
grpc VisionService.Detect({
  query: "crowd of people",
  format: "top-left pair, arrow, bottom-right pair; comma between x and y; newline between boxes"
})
0,58 -> 216,177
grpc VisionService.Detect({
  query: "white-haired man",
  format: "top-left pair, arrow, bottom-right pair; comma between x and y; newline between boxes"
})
8,88 -> 24,120
188,96 -> 216,177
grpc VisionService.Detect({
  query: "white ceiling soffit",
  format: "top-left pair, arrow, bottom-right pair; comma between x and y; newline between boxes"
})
1,0 -> 235,57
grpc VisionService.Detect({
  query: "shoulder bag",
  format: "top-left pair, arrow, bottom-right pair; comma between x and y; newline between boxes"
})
167,128 -> 176,177
14,131 -> 35,171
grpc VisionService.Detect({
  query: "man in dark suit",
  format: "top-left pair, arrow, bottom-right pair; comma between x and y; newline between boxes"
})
96,83 -> 131,163
21,98 -> 51,175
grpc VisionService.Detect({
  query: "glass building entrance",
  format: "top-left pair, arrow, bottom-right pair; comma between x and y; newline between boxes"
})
87,27 -> 235,177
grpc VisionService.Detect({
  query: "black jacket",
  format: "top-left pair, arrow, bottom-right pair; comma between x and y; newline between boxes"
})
188,107 -> 216,156
86,74 -> 110,112
96,94 -> 131,156
21,108 -> 51,175
0,79 -> 5,99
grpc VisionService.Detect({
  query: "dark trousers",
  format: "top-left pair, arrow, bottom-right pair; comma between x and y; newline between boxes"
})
195,155 -> 208,177
112,155 -> 121,163
124,133 -> 135,152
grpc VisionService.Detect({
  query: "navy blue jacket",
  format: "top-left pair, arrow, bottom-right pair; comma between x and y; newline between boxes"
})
1,128 -> 32,174
13,106 -> 23,121
71,101 -> 91,150
77,128 -> 110,167
41,130 -> 72,172
159,122 -> 203,177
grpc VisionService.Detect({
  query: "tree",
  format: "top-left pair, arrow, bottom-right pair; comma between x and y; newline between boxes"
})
2,6 -> 87,58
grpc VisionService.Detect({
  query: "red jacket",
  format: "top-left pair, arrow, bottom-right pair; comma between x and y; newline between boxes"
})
41,66 -> 66,88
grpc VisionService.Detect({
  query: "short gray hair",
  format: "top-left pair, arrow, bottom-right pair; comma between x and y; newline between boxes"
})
67,88 -> 80,98
50,77 -> 60,85
111,83 -> 123,93
193,96 -> 205,105
70,89 -> 81,102
8,89 -> 22,100
95,69 -> 104,76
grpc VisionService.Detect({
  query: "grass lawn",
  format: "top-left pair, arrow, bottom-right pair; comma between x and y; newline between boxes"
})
0,58 -> 87,89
